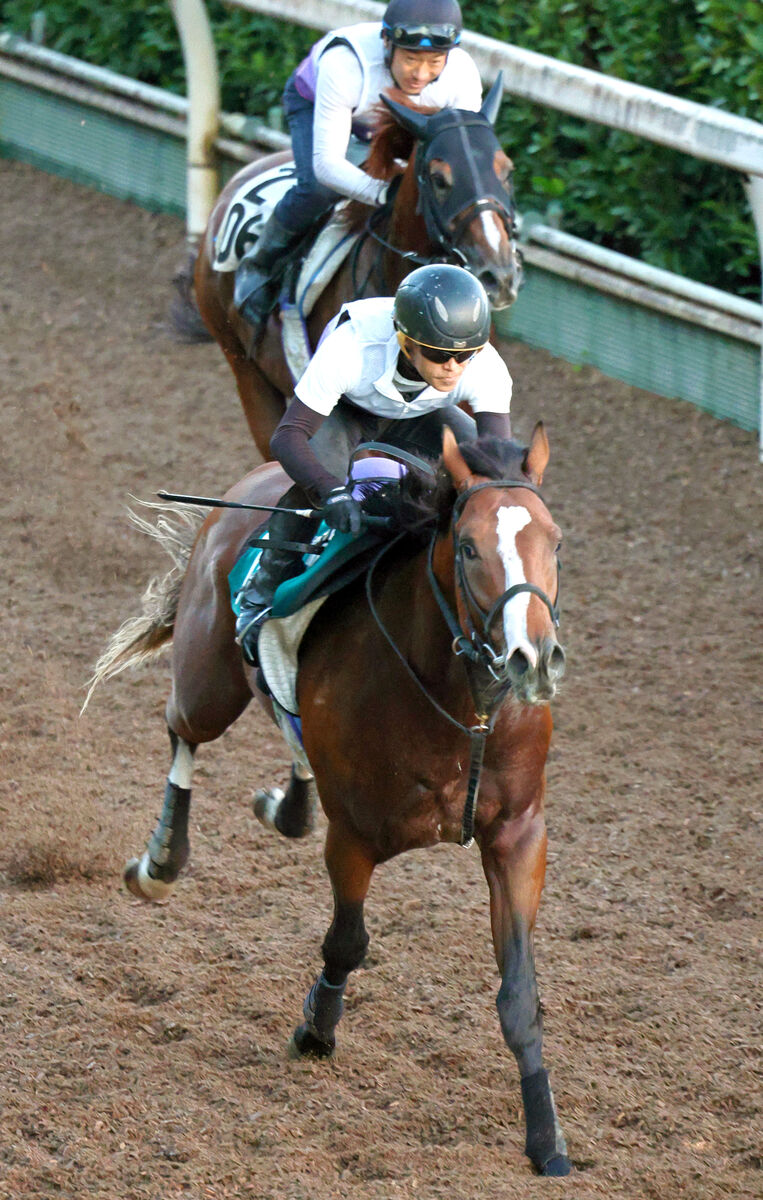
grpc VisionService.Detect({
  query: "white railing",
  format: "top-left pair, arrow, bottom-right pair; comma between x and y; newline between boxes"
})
0,29 -> 290,158
217,0 -> 763,453
4,3 -> 759,444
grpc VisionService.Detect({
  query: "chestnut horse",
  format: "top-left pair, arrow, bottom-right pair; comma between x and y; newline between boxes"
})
86,425 -> 571,1175
190,78 -> 523,460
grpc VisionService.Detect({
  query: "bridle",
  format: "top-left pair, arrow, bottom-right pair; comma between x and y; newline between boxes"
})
413,113 -> 517,260
360,111 -> 518,277
365,478 -> 561,847
431,480 -> 560,680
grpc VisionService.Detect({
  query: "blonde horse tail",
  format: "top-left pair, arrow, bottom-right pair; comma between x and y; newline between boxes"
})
81,502 -> 205,712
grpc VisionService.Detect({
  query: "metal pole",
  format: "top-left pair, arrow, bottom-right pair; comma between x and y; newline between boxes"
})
168,0 -> 220,249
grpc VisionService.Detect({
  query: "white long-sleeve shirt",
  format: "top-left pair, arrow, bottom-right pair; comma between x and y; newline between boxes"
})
295,297 -> 512,420
293,23 -> 483,207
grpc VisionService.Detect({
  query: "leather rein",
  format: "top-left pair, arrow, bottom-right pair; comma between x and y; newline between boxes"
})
365,478 -> 561,847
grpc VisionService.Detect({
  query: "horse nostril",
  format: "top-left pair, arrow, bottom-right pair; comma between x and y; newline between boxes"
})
508,648 -> 530,677
547,644 -> 566,679
478,268 -> 500,296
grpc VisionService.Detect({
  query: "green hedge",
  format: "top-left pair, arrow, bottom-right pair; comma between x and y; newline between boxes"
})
2,0 -> 760,297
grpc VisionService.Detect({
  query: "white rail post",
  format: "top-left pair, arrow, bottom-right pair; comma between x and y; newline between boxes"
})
169,0 -> 220,248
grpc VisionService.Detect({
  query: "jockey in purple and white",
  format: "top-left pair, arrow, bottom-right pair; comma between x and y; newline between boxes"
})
233,0 -> 482,331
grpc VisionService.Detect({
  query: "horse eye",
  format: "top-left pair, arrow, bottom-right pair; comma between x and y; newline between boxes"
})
460,541 -> 478,561
431,171 -> 450,193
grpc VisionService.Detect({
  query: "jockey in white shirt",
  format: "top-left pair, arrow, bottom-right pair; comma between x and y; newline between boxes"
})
235,264 -> 513,666
233,0 -> 482,331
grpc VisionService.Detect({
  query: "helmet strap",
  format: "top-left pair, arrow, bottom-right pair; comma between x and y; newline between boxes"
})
395,333 -> 426,379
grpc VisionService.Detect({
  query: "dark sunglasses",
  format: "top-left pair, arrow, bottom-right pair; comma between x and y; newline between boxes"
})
386,22 -> 461,50
418,344 -> 480,365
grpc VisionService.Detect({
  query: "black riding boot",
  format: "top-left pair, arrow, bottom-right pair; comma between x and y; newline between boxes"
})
234,500 -> 318,667
233,212 -> 302,330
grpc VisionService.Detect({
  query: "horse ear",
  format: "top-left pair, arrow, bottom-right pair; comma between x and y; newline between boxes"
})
442,426 -> 474,491
523,421 -> 550,485
380,92 -> 430,140
480,72 -> 504,126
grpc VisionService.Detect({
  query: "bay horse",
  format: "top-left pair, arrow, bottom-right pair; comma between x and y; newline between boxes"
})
86,424 -> 571,1175
189,78 -> 523,460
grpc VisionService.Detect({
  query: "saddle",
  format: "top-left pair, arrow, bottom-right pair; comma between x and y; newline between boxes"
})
212,164 -> 361,381
228,455 -> 408,717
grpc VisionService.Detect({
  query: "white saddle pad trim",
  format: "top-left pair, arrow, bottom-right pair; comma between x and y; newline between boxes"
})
282,209 -> 360,382
212,166 -> 361,382
258,596 -> 327,715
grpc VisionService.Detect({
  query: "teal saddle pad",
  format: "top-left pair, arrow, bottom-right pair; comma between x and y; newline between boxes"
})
228,527 -> 386,620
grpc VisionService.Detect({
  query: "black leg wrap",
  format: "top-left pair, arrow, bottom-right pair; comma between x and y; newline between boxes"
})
303,972 -> 346,1045
521,1068 -> 571,1175
322,900 -> 369,978
146,782 -> 191,883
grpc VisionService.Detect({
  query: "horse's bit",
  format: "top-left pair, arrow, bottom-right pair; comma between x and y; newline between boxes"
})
365,478 -> 560,846
430,479 -> 560,681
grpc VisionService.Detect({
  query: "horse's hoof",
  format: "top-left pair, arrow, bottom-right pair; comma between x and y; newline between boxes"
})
253,787 -> 285,832
538,1154 -> 572,1176
288,1023 -> 336,1059
123,854 -> 175,902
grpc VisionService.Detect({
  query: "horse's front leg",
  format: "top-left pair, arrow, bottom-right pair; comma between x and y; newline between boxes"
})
124,728 -> 195,901
290,820 -> 375,1058
481,809 -> 571,1176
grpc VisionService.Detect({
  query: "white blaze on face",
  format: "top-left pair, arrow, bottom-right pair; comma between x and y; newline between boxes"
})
481,211 -> 502,255
496,504 -> 537,668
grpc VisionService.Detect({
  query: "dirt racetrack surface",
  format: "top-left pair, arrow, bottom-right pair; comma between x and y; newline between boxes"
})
1,159 -> 761,1200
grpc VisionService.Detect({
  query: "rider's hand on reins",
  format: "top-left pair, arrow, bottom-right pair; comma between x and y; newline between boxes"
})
322,487 -> 364,535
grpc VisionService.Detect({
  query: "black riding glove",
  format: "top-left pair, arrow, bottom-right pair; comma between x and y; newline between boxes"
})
322,487 -> 363,535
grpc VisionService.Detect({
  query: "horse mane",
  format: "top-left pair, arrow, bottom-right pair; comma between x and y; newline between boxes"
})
341,94 -> 439,233
362,436 -> 531,540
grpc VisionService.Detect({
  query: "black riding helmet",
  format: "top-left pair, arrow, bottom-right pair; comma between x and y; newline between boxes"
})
393,264 -> 491,353
382,0 -> 463,51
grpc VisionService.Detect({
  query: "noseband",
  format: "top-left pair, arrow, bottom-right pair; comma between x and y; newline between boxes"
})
428,480 -> 561,680
362,112 -> 517,272
365,477 -> 561,848
414,113 -> 517,261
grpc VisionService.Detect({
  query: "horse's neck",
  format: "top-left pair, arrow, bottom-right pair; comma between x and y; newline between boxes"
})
385,170 -> 432,286
380,537 -> 473,712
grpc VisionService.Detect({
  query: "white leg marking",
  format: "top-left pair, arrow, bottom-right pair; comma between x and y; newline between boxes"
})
496,505 -> 537,667
481,211 -> 503,255
254,786 -> 285,831
137,851 -> 175,900
168,738 -> 195,789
